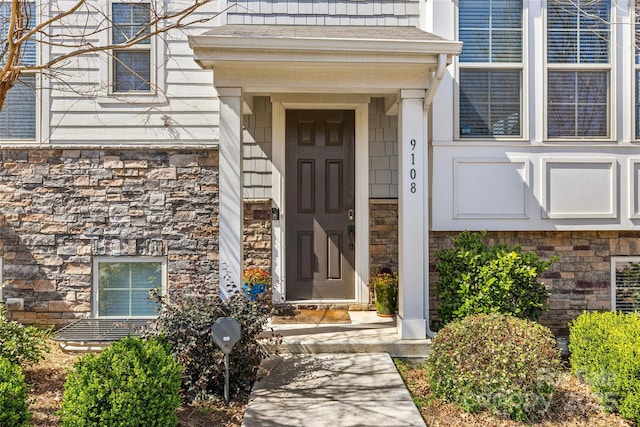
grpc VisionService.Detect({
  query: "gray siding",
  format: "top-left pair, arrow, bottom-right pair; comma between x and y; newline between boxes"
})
227,0 -> 420,26
243,97 -> 273,199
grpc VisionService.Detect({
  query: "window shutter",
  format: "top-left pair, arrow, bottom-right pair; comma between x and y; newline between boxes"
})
614,261 -> 640,313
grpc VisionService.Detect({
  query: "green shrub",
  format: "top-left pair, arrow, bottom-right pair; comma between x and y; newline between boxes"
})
0,303 -> 50,366
60,336 -> 181,427
426,313 -> 561,422
435,230 -> 555,325
569,311 -> 640,423
145,284 -> 280,402
0,356 -> 31,427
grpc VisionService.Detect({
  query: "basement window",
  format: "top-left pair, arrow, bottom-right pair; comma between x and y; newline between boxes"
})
93,257 -> 165,317
611,257 -> 640,313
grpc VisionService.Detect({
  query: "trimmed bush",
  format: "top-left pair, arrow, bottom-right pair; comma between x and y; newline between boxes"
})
0,356 -> 31,427
426,313 -> 561,422
569,311 -> 640,423
0,303 -> 50,366
145,284 -> 280,402
435,230 -> 555,325
60,336 -> 182,427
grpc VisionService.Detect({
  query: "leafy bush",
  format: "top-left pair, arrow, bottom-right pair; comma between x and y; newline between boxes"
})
60,336 -> 181,427
569,311 -> 640,423
427,313 -> 561,422
435,230 -> 555,325
0,303 -> 50,366
145,284 -> 279,402
0,356 -> 31,427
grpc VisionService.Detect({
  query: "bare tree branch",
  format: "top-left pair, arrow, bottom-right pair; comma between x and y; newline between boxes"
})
0,0 -> 237,111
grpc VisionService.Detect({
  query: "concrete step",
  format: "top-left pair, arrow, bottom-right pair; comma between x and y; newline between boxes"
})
265,311 -> 432,358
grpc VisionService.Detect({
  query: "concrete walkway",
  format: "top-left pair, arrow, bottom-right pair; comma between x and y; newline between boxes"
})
242,311 -> 428,426
242,353 -> 425,427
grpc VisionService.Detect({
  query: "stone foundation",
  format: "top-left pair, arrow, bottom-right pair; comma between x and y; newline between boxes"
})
0,149 -> 220,325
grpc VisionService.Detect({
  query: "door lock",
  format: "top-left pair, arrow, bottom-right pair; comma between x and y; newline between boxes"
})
347,209 -> 355,221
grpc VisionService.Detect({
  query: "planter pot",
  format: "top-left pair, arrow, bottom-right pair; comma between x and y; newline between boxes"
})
375,285 -> 397,317
242,283 -> 267,301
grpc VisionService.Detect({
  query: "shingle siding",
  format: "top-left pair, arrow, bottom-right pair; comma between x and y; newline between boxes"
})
227,0 -> 420,27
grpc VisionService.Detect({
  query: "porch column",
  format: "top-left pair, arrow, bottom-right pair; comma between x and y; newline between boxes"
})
218,87 -> 243,297
397,89 -> 427,340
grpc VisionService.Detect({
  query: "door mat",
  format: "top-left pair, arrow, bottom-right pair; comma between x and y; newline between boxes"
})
271,309 -> 351,324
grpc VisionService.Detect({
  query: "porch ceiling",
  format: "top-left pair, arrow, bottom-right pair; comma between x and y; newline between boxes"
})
188,25 -> 462,93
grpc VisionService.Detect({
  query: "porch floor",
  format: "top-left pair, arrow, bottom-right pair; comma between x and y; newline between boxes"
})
265,311 -> 431,357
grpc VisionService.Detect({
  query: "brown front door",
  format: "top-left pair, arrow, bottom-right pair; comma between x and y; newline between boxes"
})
285,110 -> 356,300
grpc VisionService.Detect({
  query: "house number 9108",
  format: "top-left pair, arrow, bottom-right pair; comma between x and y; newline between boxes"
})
409,139 -> 417,193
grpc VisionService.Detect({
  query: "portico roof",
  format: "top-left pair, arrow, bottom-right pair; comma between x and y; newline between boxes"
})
188,25 -> 462,93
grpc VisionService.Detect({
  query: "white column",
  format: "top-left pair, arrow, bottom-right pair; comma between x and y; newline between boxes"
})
218,87 -> 243,297
397,89 -> 427,340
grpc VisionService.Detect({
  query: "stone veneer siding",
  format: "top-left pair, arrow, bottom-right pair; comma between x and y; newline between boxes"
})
0,149 -> 219,325
369,199 -> 399,304
368,200 -> 630,337
243,199 -> 272,270
431,231 -> 630,337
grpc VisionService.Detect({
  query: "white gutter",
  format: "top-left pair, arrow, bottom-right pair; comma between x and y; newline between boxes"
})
424,53 -> 447,112
424,53 -> 447,339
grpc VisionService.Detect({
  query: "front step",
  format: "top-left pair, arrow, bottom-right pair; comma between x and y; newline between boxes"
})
265,311 -> 432,358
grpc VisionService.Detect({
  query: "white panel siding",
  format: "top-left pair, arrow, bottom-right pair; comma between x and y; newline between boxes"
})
453,159 -> 528,219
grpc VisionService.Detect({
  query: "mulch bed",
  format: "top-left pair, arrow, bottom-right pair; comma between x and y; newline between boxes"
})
395,359 -> 636,427
23,340 -> 637,427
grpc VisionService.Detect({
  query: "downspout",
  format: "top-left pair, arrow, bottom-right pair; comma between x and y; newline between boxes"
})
423,53 -> 447,338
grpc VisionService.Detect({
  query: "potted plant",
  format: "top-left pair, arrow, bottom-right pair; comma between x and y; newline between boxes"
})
242,267 -> 270,301
371,269 -> 398,317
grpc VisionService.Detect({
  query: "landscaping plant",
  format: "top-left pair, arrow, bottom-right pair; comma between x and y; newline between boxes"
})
569,311 -> 640,423
0,303 -> 50,366
145,283 -> 279,402
0,356 -> 31,427
435,230 -> 555,325
426,312 -> 561,422
59,336 -> 182,427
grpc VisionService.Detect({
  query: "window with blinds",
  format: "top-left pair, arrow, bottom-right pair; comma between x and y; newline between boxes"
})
457,0 -> 523,138
612,258 -> 640,313
546,0 -> 610,139
112,2 -> 152,93
95,258 -> 165,317
0,2 -> 36,140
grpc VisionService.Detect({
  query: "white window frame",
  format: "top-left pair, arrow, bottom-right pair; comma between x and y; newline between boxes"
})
0,1 -> 40,143
634,4 -> 640,141
92,256 -> 167,318
98,0 -> 166,105
543,0 -> 615,142
454,0 -> 528,142
611,256 -> 640,312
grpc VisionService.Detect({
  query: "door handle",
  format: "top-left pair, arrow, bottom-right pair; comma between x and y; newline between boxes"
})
347,224 -> 355,250
347,209 -> 355,221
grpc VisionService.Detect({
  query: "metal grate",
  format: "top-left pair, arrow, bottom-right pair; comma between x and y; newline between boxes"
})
53,318 -> 152,343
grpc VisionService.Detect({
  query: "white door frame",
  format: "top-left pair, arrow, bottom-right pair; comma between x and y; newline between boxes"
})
270,94 -> 371,304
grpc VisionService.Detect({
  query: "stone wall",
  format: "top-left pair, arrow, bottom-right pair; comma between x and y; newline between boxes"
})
369,199 -> 398,304
0,149 -> 219,325
243,199 -> 272,270
429,231 -> 638,337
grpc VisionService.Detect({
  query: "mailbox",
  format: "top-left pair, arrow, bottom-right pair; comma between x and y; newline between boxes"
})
211,317 -> 241,355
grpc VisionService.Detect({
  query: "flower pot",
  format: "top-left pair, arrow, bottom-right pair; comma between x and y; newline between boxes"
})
243,283 -> 267,301
375,284 -> 397,317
